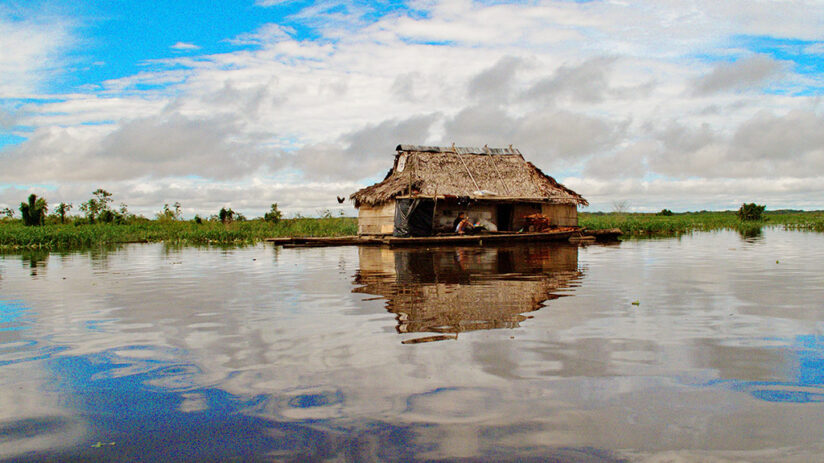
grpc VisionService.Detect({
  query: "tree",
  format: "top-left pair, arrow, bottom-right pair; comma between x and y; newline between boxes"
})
738,203 -> 766,221
264,203 -> 282,223
20,194 -> 48,226
1,207 -> 14,219
156,202 -> 182,222
54,202 -> 73,223
80,189 -> 114,223
98,209 -> 116,223
219,207 -> 235,224
611,200 -> 630,214
93,189 -> 114,210
79,200 -> 98,223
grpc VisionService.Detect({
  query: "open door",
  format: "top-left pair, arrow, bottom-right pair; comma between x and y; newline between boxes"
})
394,198 -> 435,237
497,204 -> 514,231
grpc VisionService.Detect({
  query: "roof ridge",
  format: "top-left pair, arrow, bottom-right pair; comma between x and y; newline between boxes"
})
395,144 -> 521,155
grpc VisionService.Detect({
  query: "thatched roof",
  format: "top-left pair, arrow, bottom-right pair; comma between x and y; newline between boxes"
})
350,144 -> 588,207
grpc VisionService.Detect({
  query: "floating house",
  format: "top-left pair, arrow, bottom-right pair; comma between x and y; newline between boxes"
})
350,144 -> 588,236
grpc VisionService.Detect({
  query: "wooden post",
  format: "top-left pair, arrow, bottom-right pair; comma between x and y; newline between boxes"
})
432,188 -> 438,234
408,154 -> 413,196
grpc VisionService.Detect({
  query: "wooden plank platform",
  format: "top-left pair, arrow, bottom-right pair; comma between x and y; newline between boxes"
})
264,236 -> 386,248
581,228 -> 623,241
264,229 -> 580,248
386,230 -> 575,247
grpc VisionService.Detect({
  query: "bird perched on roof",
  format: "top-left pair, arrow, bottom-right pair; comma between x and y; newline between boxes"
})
337,196 -> 345,204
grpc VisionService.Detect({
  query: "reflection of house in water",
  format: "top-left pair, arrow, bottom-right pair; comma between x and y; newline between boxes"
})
354,245 -> 581,343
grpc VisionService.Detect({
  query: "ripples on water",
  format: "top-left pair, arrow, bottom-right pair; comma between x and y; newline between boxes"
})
1,229 -> 824,462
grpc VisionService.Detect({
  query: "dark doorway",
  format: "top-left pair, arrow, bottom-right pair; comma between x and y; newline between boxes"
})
393,198 -> 435,237
497,204 -> 514,231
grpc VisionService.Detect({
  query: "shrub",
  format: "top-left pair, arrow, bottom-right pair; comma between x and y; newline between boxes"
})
264,203 -> 282,223
658,209 -> 673,216
99,209 -> 115,223
737,203 -> 766,221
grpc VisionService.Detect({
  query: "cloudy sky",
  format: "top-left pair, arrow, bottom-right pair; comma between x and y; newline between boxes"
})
1,0 -> 823,217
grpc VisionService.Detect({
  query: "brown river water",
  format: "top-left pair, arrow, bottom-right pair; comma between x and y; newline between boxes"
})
1,228 -> 823,462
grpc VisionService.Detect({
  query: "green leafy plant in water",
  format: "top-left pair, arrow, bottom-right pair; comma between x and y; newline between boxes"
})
736,222 -> 763,239
91,442 -> 115,448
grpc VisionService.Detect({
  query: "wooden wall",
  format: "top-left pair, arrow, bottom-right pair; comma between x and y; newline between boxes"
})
541,204 -> 578,227
357,202 -> 396,235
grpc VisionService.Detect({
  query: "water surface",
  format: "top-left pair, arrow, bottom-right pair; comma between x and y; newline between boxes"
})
1,229 -> 823,462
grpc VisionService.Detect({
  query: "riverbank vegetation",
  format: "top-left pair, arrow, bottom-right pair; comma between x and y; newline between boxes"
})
2,189 -> 823,249
1,190 -> 357,250
580,210 -> 824,237
0,217 -> 358,250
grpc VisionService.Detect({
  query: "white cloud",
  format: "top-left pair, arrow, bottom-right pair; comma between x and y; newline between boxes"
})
691,55 -> 783,95
566,176 -> 824,212
523,57 -> 619,104
0,12 -> 73,96
467,56 -> 526,103
804,43 -> 824,56
255,0 -> 296,7
442,105 -> 627,168
292,113 -> 441,181
170,42 -> 200,51
0,112 -> 274,183
228,23 -> 295,45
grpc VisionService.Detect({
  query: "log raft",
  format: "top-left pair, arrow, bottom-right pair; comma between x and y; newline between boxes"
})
264,228 -> 621,248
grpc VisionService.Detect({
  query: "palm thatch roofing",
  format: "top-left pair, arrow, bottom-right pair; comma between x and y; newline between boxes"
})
350,144 -> 588,208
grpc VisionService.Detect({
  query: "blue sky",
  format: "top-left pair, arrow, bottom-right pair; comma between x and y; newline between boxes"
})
54,1 -> 322,91
1,0 -> 824,216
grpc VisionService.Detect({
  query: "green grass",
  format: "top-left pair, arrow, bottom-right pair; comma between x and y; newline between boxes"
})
0,217 -> 357,250
580,210 -> 824,237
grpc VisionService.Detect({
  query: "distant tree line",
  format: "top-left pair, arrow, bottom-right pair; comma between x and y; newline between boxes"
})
1,190 -> 287,227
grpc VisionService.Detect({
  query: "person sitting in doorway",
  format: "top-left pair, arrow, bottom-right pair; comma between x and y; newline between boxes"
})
453,212 -> 467,232
456,216 -> 484,235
